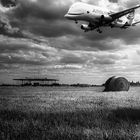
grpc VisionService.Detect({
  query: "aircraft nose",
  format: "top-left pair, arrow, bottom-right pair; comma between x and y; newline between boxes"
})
64,14 -> 68,18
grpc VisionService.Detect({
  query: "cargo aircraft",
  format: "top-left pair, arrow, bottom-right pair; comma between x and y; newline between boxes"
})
64,2 -> 140,33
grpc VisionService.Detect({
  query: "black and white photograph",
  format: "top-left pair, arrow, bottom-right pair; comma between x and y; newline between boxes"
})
0,0 -> 140,139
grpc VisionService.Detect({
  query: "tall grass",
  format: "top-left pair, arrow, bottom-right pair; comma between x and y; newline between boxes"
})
0,87 -> 140,140
0,107 -> 140,140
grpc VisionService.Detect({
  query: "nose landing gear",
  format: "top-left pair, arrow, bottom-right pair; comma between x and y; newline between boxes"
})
75,20 -> 78,24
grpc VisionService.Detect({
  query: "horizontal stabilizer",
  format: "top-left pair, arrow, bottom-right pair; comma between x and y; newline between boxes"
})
110,5 -> 140,19
132,21 -> 140,26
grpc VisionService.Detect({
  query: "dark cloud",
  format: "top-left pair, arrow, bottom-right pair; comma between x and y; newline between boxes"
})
2,0 -> 138,49
0,0 -> 139,84
0,0 -> 139,45
0,12 -> 25,38
89,57 -> 111,65
109,0 -> 118,3
60,54 -> 87,64
21,19 -> 79,38
0,38 -> 46,53
0,0 -> 22,37
0,37 -> 55,70
6,0 -> 139,51
0,54 -> 46,66
0,0 -> 17,7
0,0 -> 138,58
11,0 -> 68,21
83,26 -> 140,47
95,53 -> 127,60
53,34 -> 125,52
3,0 -> 80,39
0,14 -> 45,43
0,49 -> 49,70
93,58 -> 115,65
59,50 -> 128,67
0,1 -> 45,42
92,53 -> 127,65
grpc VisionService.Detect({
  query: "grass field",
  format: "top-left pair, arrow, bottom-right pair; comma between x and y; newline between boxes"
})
0,86 -> 140,140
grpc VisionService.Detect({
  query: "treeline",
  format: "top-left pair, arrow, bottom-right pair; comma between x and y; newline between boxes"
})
130,81 -> 140,87
0,83 -> 101,87
1,82 -> 140,87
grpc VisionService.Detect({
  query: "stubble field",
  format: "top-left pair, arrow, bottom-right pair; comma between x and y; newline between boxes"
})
0,86 -> 140,140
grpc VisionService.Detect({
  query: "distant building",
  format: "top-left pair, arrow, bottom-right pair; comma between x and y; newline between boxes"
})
13,78 -> 59,86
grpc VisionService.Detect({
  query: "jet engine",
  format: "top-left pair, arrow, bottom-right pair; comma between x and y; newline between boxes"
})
81,24 -> 91,31
100,15 -> 112,21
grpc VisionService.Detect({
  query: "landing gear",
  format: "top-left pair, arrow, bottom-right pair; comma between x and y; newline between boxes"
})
75,20 -> 78,24
97,28 -> 102,33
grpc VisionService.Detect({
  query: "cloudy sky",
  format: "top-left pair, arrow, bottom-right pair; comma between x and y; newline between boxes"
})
0,0 -> 140,84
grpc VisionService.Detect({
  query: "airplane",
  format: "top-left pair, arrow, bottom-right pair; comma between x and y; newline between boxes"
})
64,2 -> 140,33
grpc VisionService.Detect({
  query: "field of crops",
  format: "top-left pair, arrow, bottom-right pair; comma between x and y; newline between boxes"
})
0,86 -> 140,140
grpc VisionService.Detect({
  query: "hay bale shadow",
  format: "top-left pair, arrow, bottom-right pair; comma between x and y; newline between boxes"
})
109,108 -> 140,122
0,109 -> 108,140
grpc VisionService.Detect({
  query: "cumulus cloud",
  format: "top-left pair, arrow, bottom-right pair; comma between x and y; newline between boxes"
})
0,0 -> 21,37
91,52 -> 127,65
0,0 -> 140,84
0,15 -> 25,38
7,0 -> 140,46
0,0 -> 44,43
60,53 -> 87,64
0,37 -> 61,75
137,50 -> 140,55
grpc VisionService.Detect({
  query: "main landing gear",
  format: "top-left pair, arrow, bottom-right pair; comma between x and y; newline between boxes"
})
96,28 -> 102,33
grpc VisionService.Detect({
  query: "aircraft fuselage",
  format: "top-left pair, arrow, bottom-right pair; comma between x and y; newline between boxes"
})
64,2 -> 139,32
65,2 -> 111,22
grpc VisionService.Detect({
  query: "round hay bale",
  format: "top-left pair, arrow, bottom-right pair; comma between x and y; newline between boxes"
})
104,76 -> 115,91
113,77 -> 130,91
104,76 -> 130,92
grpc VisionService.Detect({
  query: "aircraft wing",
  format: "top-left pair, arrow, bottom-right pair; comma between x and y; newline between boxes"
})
109,5 -> 140,19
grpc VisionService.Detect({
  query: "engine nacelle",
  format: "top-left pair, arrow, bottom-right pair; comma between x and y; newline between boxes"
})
81,24 -> 91,31
100,15 -> 112,21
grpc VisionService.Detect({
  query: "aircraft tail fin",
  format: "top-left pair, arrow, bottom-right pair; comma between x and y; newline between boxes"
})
126,10 -> 135,25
